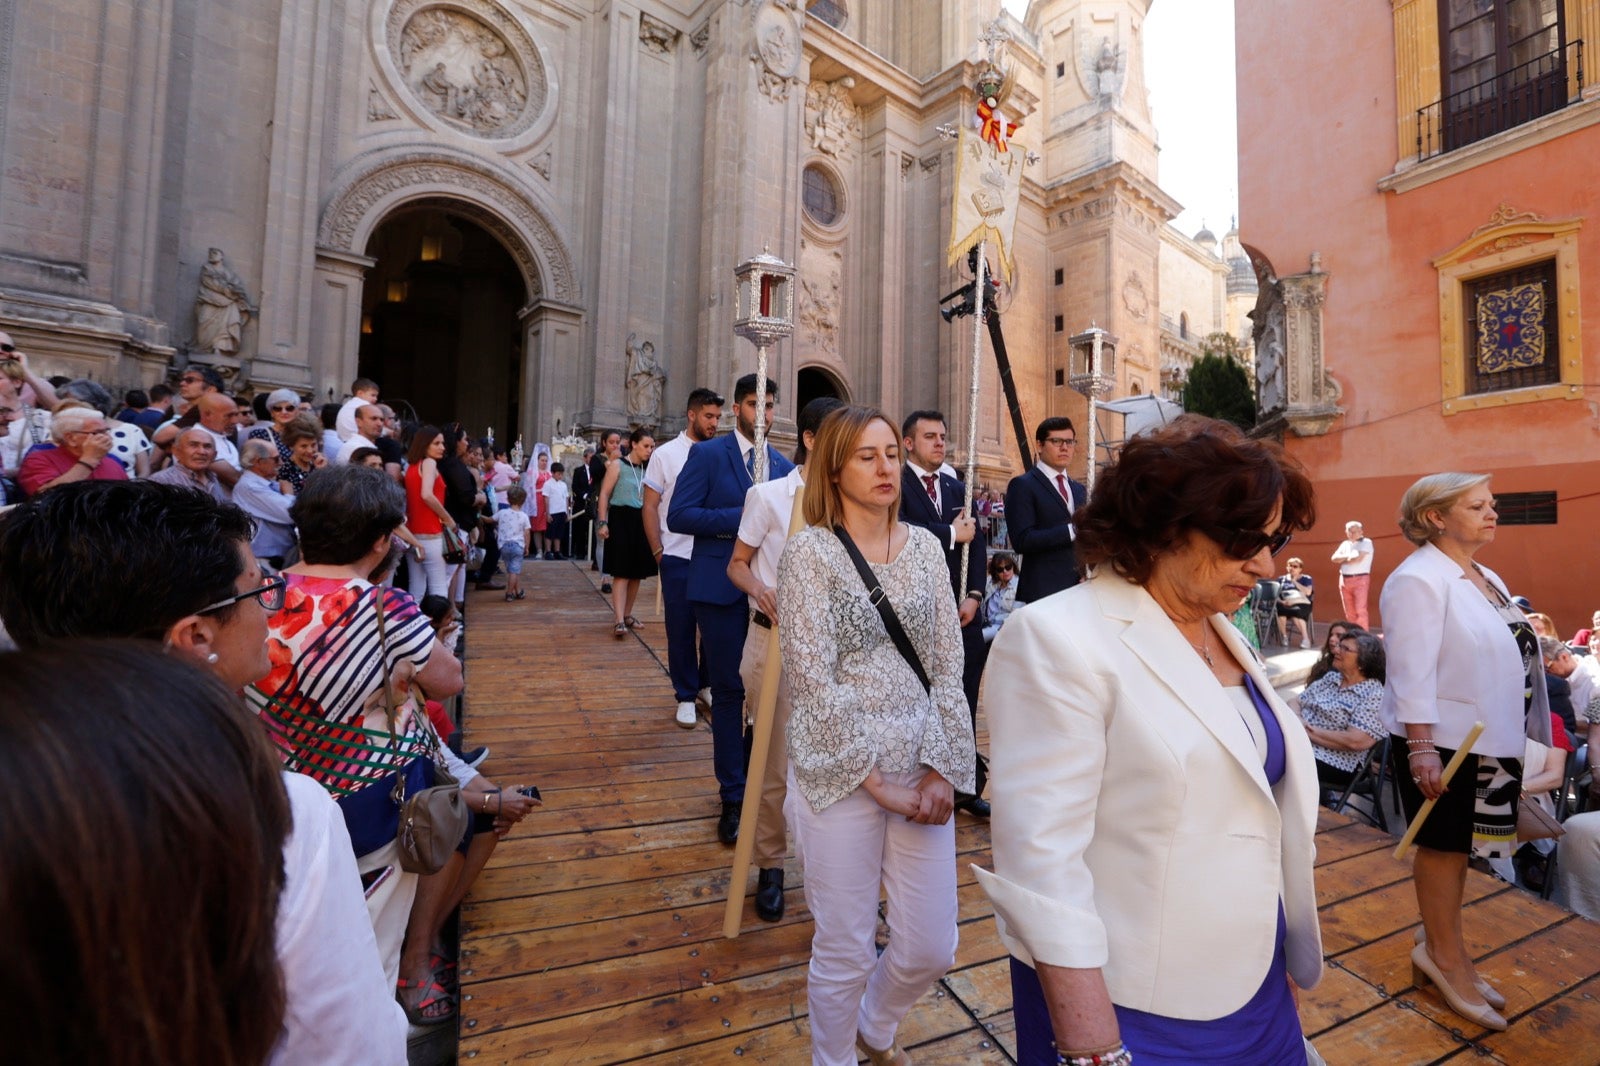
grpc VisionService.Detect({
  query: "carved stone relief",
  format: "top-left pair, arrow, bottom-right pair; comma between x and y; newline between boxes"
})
639,13 -> 679,55
367,83 -> 400,121
751,2 -> 802,102
1252,253 -> 1340,437
1121,270 -> 1148,321
690,22 -> 710,54
1078,34 -> 1125,107
625,333 -> 666,428
805,77 -> 862,160
528,149 -> 551,180
799,242 -> 842,355
387,0 -> 546,139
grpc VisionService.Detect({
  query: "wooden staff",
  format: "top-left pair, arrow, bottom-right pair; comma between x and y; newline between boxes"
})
1393,721 -> 1485,860
722,494 -> 807,938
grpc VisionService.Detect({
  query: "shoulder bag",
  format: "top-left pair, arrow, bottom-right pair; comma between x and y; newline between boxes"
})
440,523 -> 467,565
832,525 -> 931,695
374,589 -> 469,873
1517,794 -> 1565,842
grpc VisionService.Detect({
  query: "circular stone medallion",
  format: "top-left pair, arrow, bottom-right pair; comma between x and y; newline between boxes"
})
388,0 -> 546,139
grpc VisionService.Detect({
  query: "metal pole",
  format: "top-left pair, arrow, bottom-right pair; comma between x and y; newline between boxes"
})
1085,331 -> 1100,497
752,341 -> 769,485
959,242 -> 986,595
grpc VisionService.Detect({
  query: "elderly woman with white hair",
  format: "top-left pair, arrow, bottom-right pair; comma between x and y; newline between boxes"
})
247,388 -> 303,471
16,405 -> 128,498
1381,471 -> 1551,1032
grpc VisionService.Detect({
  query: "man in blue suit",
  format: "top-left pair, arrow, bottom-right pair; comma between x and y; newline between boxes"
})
899,410 -> 991,816
668,373 -> 794,844
1004,416 -> 1087,604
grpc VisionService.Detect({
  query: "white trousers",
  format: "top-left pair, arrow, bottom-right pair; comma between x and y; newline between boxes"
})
357,840 -> 418,989
791,768 -> 958,1066
1556,811 -> 1600,919
407,533 -> 450,602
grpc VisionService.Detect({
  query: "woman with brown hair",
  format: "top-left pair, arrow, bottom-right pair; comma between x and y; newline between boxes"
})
597,427 -> 658,636
0,641 -> 290,1065
405,424 -> 458,606
277,413 -> 327,495
978,415 -> 1324,1066
777,405 -> 974,1066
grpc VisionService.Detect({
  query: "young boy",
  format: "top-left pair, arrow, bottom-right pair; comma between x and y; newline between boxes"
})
541,461 -> 570,559
496,485 -> 533,600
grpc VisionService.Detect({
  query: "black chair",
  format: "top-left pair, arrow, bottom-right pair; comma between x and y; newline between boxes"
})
1328,736 -> 1393,832
1250,579 -> 1280,649
1556,743 -> 1590,821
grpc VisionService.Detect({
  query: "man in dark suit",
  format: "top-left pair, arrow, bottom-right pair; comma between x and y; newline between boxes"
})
899,409 -> 991,816
667,373 -> 794,845
569,445 -> 595,560
1004,416 -> 1087,604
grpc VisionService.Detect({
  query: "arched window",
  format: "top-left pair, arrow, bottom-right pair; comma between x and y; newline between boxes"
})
1179,312 -> 1189,339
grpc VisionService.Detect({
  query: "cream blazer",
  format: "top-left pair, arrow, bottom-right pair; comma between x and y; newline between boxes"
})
972,572 -> 1323,1020
1377,541 -> 1547,757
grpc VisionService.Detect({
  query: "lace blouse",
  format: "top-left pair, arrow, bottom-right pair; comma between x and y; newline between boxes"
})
777,524 -> 976,812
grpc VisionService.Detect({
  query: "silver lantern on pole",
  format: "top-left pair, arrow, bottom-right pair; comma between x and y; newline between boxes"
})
732,247 -> 795,484
1067,325 -> 1117,495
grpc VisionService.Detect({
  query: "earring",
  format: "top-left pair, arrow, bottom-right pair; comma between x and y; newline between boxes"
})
206,652 -> 220,664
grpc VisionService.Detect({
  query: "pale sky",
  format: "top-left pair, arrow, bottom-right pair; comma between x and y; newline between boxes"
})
1002,0 -> 1238,238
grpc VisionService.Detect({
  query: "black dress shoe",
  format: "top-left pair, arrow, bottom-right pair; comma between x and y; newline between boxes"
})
755,867 -> 785,922
717,801 -> 740,845
955,794 -> 991,818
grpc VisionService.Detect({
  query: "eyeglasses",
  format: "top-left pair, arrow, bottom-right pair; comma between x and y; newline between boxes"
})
998,564 -> 1015,572
197,575 -> 287,616
0,343 -> 15,353
270,403 -> 297,413
1043,437 -> 1077,447
180,375 -> 203,385
1203,526 -> 1294,560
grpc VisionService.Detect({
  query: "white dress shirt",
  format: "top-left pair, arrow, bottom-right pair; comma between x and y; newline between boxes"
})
202,425 -> 241,471
1033,459 -> 1077,538
1333,537 -> 1375,575
735,467 -> 804,608
642,431 -> 696,560
335,433 -> 377,465
335,396 -> 368,442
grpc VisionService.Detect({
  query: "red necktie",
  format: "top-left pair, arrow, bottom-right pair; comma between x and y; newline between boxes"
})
923,473 -> 938,502
1056,473 -> 1071,504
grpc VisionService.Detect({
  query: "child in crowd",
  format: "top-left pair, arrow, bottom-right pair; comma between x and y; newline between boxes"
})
497,485 -> 533,600
542,462 -> 569,560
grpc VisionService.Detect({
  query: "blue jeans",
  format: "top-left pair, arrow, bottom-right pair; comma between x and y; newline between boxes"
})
692,599 -> 749,803
659,555 -> 701,703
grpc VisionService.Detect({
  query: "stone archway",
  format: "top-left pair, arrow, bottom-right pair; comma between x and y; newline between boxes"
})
797,364 -> 849,412
310,147 -> 584,442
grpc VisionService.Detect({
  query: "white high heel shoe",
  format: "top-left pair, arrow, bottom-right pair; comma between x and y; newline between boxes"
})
1412,926 -> 1506,1010
1411,943 -> 1507,1031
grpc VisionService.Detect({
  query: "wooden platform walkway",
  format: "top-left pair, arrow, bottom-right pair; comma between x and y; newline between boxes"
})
457,560 -> 1600,1065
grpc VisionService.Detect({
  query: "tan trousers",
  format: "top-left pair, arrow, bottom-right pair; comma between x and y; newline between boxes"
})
739,622 -> 793,868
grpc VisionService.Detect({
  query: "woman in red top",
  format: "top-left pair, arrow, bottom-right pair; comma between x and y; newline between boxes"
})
405,425 -> 456,603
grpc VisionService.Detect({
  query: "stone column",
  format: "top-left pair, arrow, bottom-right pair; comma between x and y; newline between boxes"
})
308,250 -> 374,401
522,300 -> 589,445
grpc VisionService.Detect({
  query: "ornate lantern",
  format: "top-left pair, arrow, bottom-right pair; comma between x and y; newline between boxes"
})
1067,325 -> 1118,494
732,248 -> 796,483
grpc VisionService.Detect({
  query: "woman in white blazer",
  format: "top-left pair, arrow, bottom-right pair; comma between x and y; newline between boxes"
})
1380,472 -> 1550,1031
976,416 -> 1325,1066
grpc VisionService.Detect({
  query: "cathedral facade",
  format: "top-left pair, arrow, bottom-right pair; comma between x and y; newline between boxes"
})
0,0 -> 1210,479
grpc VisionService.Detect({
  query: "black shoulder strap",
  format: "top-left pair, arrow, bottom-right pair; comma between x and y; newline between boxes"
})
832,525 -> 932,694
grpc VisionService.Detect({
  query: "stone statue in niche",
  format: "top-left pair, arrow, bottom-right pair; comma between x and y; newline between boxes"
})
1080,34 -> 1125,106
400,9 -> 528,133
805,77 -> 861,160
625,333 -> 666,428
1255,298 -> 1287,415
193,248 -> 255,356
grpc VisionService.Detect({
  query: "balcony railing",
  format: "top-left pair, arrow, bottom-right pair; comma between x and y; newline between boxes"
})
1414,40 -> 1583,161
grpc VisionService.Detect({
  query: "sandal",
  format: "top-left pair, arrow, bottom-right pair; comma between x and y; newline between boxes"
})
614,621 -> 628,638
514,590 -> 526,600
396,975 -> 457,1026
504,593 -> 514,601
430,952 -> 459,996
624,615 -> 643,630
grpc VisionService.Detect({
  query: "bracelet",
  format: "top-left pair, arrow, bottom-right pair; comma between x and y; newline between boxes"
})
965,590 -> 983,601
1407,749 -> 1439,760
77,459 -> 96,471
1056,1045 -> 1132,1066
1404,738 -> 1436,747
482,789 -> 499,813
597,520 -> 608,527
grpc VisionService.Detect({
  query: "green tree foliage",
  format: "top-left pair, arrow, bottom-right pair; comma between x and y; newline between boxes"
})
1183,351 -> 1256,429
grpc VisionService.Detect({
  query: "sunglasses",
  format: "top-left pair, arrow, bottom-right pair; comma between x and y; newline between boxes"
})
1203,526 -> 1294,560
270,404 -> 297,413
0,343 -> 15,353
196,575 -> 287,616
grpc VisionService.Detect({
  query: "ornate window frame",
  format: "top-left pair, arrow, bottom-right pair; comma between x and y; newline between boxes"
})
1435,206 -> 1582,414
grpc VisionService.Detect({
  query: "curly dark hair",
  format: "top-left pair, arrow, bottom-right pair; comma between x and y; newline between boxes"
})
1075,414 -> 1316,585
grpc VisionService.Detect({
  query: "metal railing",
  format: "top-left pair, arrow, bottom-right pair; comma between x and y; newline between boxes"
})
1414,40 -> 1583,161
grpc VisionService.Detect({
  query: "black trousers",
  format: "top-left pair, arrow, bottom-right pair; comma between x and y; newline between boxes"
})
570,509 -> 591,560
962,619 -> 990,797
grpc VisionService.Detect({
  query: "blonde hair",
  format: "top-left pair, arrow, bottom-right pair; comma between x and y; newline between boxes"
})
1397,472 -> 1491,545
1286,557 -> 1304,567
800,405 -> 900,533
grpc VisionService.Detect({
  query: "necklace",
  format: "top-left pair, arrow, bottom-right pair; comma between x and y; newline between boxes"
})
1186,625 -> 1215,667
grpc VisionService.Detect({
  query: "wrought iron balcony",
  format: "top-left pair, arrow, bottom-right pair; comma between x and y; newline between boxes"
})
1414,40 -> 1583,161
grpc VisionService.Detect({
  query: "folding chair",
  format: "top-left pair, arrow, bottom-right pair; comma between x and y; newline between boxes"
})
1330,736 -> 1393,832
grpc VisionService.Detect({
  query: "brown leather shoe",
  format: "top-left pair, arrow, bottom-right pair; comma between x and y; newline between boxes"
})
856,1033 -> 912,1065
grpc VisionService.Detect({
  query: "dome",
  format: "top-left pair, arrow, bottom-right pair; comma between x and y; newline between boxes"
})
1193,224 -> 1216,247
1227,254 -> 1255,295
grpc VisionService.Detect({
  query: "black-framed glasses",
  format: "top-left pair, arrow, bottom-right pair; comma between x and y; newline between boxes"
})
1204,526 -> 1293,560
270,403 -> 297,413
1043,436 -> 1077,447
197,575 -> 287,616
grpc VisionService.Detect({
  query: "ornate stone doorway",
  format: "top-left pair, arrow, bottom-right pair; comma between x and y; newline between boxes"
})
797,365 -> 849,412
358,206 -> 528,441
